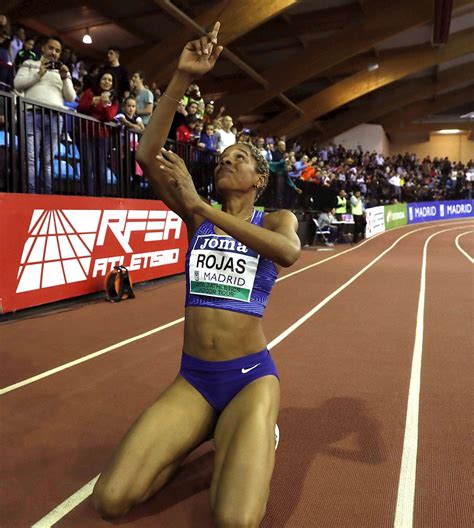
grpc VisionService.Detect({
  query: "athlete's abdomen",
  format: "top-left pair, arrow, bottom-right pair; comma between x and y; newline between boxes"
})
183,306 -> 267,361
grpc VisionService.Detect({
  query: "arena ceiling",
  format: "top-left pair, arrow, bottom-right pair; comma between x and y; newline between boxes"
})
6,0 -> 474,143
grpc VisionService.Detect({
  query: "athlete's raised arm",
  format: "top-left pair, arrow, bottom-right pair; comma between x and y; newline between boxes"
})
136,22 -> 223,222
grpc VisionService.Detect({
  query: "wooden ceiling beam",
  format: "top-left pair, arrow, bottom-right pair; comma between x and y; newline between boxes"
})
311,61 -> 474,143
217,0 -> 447,117
259,27 -> 474,137
127,0 -> 297,87
148,0 -> 304,115
380,84 -> 474,129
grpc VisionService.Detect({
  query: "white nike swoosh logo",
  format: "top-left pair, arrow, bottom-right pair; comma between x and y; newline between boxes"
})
241,363 -> 261,374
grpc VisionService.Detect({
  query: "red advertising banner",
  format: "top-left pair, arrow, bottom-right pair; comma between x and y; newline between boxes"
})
0,193 -> 188,313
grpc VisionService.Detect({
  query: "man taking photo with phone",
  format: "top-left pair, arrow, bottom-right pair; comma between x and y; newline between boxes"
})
14,35 -> 75,193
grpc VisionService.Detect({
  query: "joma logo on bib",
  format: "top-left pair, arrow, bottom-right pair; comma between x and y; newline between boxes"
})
189,235 -> 259,302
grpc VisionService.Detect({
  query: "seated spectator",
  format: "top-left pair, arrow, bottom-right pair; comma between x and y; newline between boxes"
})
200,122 -> 218,152
130,71 -> 153,126
14,36 -> 38,68
77,71 -> 119,194
317,207 -> 338,246
217,115 -> 236,152
13,35 -> 75,193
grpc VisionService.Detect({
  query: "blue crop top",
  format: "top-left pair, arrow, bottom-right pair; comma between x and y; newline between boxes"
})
185,210 -> 278,317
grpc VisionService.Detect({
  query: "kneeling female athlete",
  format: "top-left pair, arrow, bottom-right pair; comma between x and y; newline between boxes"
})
92,22 -> 301,527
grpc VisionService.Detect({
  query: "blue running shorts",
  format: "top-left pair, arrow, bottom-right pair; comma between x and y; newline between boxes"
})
179,348 -> 279,412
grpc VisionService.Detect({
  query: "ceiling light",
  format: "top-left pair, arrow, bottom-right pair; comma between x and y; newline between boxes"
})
82,29 -> 92,44
460,112 -> 474,119
367,62 -> 379,72
436,129 -> 462,134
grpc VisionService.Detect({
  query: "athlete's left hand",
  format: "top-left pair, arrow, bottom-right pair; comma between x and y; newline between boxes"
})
156,148 -> 202,212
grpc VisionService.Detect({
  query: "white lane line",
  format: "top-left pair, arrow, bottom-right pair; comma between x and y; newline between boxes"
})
0,232 -> 381,396
0,318 -> 184,395
393,227 -> 465,528
454,231 -> 474,263
31,224 -> 468,527
31,476 -> 100,528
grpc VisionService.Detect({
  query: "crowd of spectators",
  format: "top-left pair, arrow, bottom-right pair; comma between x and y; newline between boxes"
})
1,16 -> 472,205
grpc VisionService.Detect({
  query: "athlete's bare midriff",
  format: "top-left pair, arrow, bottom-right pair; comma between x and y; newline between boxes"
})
183,306 -> 267,361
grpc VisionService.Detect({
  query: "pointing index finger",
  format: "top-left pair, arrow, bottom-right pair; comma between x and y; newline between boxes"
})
210,21 -> 220,44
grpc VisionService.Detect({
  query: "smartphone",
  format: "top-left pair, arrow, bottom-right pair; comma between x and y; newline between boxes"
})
48,61 -> 63,70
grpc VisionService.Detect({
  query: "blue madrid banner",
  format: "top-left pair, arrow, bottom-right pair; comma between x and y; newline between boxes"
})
407,200 -> 473,224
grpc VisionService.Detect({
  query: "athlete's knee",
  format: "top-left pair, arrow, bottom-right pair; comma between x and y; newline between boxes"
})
213,503 -> 266,528
92,479 -> 133,520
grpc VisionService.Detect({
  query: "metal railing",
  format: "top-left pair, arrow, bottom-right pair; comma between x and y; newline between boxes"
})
0,91 -> 222,202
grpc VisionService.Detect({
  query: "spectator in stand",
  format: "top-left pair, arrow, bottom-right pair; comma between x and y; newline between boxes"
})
202,101 -> 215,123
14,36 -> 38,67
217,115 -> 236,152
256,137 -> 271,162
115,96 -> 145,183
0,15 -> 13,92
150,82 -> 162,107
10,25 -> 25,61
183,83 -> 205,118
77,71 -> 119,194
115,96 -> 144,134
350,189 -> 366,243
101,46 -> 129,101
130,71 -> 153,126
82,62 -> 99,91
388,171 -> 402,201
14,35 -> 75,193
185,100 -> 199,118
237,128 -> 251,143
176,115 -> 204,146
272,140 -> 286,162
200,122 -> 218,152
60,46 -> 74,72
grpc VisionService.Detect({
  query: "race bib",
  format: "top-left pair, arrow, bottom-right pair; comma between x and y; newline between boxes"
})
189,235 -> 260,302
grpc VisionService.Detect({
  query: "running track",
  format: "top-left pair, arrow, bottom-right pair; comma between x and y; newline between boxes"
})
1,218 -> 472,527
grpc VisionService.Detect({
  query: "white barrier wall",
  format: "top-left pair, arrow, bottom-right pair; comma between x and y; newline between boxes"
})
333,124 -> 390,156
365,206 -> 385,238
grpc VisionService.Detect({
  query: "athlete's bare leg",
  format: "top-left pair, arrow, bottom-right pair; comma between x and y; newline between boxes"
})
92,375 -> 217,519
210,375 -> 280,527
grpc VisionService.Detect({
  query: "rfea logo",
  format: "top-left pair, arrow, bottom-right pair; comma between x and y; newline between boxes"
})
16,209 -> 182,293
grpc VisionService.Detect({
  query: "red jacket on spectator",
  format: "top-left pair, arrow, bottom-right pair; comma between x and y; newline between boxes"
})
176,124 -> 193,143
77,88 -> 119,136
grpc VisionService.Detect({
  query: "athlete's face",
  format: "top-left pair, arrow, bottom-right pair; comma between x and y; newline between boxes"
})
214,144 -> 263,197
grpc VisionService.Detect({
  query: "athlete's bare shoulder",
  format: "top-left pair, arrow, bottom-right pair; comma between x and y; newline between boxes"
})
262,209 -> 298,232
